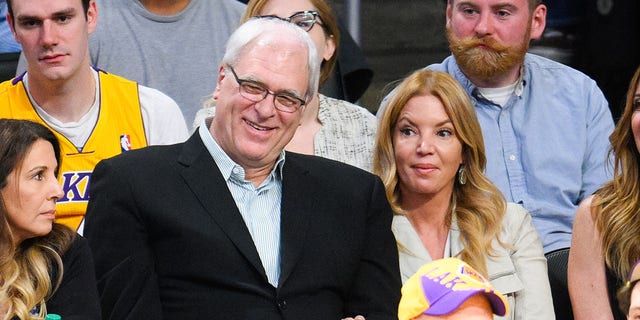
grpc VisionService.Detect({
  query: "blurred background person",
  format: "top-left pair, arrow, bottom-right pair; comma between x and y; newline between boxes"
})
569,65 -> 640,320
0,119 -> 100,320
374,69 -> 553,319
0,0 -> 19,53
194,0 -> 377,172
88,0 -> 245,125
234,0 -> 373,104
0,0 -> 20,83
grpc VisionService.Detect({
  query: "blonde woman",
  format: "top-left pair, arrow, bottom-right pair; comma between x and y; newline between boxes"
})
194,0 -> 377,172
569,66 -> 640,320
0,119 -> 100,320
374,69 -> 554,320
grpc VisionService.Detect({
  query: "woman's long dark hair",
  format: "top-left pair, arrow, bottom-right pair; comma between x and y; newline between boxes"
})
0,119 -> 76,320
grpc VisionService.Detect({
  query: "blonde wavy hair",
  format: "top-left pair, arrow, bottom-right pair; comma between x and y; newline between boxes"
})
374,69 -> 506,275
593,65 -> 640,281
0,119 -> 75,320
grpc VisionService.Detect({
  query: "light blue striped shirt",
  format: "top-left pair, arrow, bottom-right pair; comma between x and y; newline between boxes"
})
0,1 -> 21,53
199,121 -> 285,287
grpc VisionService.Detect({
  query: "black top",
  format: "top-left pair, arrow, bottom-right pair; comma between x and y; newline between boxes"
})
46,235 -> 101,320
11,236 -> 101,320
606,266 -> 627,320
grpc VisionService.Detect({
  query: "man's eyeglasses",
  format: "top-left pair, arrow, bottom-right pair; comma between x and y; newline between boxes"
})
227,65 -> 306,113
257,10 -> 324,32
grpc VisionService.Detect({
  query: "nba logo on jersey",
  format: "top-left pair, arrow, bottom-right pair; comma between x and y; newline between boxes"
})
120,134 -> 132,152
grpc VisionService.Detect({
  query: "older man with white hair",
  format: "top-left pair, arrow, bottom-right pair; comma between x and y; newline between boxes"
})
85,17 -> 400,320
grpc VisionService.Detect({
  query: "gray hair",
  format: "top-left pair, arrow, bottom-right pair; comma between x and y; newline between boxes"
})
221,17 -> 320,102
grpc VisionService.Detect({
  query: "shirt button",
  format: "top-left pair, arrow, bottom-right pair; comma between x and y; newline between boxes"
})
232,167 -> 241,174
509,154 -> 516,161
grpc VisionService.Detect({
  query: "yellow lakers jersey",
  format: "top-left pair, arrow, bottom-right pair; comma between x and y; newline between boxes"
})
0,70 -> 148,230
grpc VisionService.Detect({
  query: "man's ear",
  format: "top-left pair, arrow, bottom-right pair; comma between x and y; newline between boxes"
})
213,66 -> 226,100
529,4 -> 547,40
6,12 -> 17,41
86,0 -> 98,35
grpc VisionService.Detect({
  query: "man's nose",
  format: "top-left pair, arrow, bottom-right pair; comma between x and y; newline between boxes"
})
40,20 -> 59,47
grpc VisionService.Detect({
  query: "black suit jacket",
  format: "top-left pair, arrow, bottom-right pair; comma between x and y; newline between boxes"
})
85,132 -> 400,319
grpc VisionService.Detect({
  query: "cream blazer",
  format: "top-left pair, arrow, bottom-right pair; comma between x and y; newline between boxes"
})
392,203 -> 555,320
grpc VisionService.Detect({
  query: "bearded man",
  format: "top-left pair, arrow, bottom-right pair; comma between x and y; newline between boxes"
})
378,0 -> 614,319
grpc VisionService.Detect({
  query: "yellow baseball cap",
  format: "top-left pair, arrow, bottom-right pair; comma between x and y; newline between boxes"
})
398,258 -> 508,320
627,260 -> 640,286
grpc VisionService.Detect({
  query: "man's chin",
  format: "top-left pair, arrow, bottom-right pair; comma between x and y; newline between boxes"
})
34,65 -> 72,81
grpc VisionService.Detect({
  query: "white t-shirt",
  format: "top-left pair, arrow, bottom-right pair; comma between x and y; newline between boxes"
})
23,68 -> 189,150
477,81 -> 519,107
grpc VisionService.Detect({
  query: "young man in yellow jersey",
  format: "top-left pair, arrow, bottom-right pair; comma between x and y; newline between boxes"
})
2,0 -> 188,232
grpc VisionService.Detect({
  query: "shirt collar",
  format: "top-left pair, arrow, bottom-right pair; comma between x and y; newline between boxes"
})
198,117 -> 286,183
514,64 -> 525,96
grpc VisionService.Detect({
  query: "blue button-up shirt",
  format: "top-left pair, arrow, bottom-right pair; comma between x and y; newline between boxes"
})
427,53 -> 614,253
0,1 -> 21,53
199,121 -> 285,286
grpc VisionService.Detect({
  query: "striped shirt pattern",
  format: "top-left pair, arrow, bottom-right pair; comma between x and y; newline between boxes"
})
199,122 -> 285,287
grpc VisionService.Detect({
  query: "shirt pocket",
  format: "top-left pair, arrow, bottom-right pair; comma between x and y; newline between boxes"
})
491,270 -> 524,320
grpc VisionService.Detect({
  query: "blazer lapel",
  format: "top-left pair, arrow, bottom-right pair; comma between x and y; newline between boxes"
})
177,133 -> 267,280
278,154 -> 314,287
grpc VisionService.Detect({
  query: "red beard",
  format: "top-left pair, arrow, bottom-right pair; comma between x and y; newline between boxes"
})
446,28 -> 529,80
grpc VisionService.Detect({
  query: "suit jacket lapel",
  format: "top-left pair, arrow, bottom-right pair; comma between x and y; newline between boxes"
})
177,133 -> 267,280
278,154 -> 314,287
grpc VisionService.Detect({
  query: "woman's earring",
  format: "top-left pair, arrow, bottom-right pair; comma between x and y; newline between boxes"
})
458,165 -> 466,185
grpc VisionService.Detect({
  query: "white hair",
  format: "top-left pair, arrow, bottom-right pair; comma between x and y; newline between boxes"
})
220,17 -> 320,102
